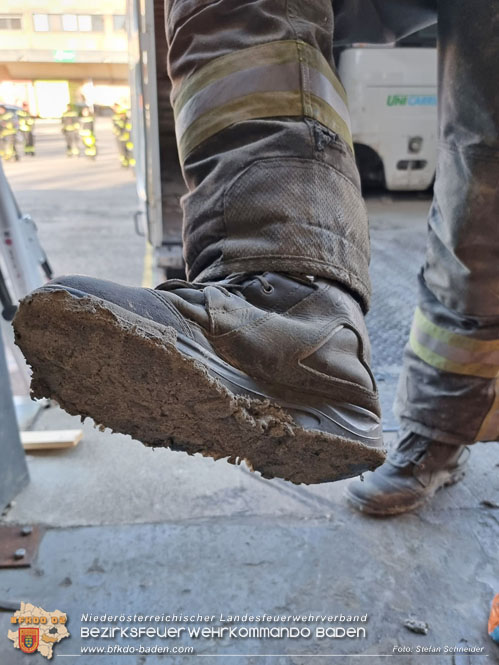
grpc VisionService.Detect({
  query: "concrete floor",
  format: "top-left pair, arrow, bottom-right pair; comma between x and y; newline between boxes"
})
0,122 -> 498,665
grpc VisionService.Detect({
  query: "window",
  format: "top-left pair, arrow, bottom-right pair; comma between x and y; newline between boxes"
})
0,14 -> 22,30
62,14 -> 78,31
33,13 -> 49,31
78,15 -> 92,32
49,14 -> 61,31
113,15 -> 126,31
34,13 -> 104,33
63,14 -> 104,32
90,15 -> 104,32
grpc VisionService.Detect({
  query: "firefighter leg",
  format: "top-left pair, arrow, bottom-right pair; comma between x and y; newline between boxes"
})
166,0 -> 371,308
346,0 -> 499,514
3,134 -> 14,160
71,130 -> 80,156
114,134 -> 123,163
65,132 -> 73,156
24,131 -> 35,156
395,0 -> 499,445
125,140 -> 135,167
118,139 -> 129,167
81,131 -> 97,158
6,134 -> 18,161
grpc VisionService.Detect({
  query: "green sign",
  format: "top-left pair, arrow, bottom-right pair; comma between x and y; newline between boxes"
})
53,50 -> 76,63
387,94 -> 437,107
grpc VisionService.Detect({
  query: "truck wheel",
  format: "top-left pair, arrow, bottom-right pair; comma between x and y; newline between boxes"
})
354,144 -> 385,190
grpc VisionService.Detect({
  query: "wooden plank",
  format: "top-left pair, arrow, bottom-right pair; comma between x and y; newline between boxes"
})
20,430 -> 83,451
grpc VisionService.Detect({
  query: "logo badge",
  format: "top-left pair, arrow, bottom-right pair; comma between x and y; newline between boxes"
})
9,603 -> 70,659
19,627 -> 39,654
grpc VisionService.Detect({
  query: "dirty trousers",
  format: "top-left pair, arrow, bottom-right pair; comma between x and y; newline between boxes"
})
165,0 -> 499,445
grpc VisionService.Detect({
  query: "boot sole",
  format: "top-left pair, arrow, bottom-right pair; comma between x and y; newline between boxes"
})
344,468 -> 466,516
14,290 -> 386,485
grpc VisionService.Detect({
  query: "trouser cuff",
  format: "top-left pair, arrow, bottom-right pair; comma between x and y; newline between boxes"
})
182,120 -> 371,311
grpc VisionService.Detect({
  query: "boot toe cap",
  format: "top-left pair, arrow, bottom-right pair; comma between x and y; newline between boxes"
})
31,275 -> 182,332
345,471 -> 424,516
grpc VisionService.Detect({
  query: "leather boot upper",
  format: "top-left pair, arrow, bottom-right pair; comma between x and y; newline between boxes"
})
346,430 -> 469,514
44,272 -> 379,414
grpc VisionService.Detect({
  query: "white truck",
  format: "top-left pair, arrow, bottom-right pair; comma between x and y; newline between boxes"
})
338,26 -> 437,191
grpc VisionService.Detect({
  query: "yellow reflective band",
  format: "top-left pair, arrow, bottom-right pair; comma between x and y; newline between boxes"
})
414,307 -> 499,352
309,94 -> 352,152
173,40 -> 348,115
173,39 -> 351,162
178,90 -> 301,161
410,307 -> 499,379
298,41 -> 349,106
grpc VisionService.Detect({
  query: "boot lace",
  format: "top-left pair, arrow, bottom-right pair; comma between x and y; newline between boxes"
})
155,273 -> 303,298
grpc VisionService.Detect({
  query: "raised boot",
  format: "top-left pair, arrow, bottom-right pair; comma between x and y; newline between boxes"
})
345,431 -> 469,514
13,272 -> 385,484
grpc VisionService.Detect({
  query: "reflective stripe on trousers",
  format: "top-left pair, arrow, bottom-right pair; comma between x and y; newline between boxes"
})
172,39 -> 352,162
405,303 -> 499,442
410,308 -> 499,381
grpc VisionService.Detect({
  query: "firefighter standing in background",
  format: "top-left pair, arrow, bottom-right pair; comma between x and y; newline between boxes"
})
18,102 -> 35,157
111,103 -> 125,154
79,106 -> 97,159
112,103 -> 135,168
120,110 -> 135,168
0,105 -> 19,161
61,104 -> 80,157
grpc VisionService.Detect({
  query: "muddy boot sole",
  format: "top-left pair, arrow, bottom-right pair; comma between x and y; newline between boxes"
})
13,290 -> 386,484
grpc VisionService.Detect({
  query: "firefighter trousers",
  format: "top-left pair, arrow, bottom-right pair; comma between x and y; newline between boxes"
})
22,130 -> 35,154
165,0 -> 499,445
1,132 -> 18,160
64,130 -> 79,155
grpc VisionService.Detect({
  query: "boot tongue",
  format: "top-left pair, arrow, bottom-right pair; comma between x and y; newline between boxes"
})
154,272 -> 316,319
390,431 -> 431,466
153,281 -> 211,330
168,287 -> 206,305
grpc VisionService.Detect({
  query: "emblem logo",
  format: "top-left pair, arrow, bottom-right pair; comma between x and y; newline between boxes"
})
9,602 -> 70,659
19,627 -> 39,654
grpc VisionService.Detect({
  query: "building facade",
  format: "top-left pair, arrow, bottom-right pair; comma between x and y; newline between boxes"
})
0,0 -> 129,116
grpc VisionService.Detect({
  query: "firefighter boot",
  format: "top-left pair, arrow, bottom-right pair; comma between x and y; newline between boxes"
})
13,272 -> 385,484
345,431 -> 469,515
